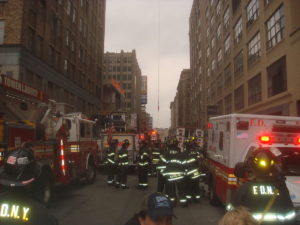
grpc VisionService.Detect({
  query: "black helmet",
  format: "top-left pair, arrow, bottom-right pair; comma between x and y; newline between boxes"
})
0,148 -> 41,187
248,149 -> 276,176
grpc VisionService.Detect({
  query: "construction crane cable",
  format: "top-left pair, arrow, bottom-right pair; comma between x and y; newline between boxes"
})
157,0 -> 160,113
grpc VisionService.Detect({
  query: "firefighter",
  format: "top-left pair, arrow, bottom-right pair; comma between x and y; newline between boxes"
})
103,139 -> 118,185
163,138 -> 186,207
184,138 -> 202,203
116,139 -> 130,189
228,148 -> 296,225
150,140 -> 161,177
0,147 -> 59,225
156,142 -> 168,193
136,140 -> 150,189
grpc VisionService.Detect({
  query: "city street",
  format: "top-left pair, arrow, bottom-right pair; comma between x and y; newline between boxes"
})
49,173 -> 224,225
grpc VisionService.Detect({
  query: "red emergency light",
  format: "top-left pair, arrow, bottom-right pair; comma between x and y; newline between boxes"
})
295,137 -> 300,145
258,135 -> 272,144
207,123 -> 212,129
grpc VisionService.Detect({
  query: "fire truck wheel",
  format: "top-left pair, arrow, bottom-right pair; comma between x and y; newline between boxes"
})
85,159 -> 96,184
35,169 -> 54,206
208,183 -> 221,207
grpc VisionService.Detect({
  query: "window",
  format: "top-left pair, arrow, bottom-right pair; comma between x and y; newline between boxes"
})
264,0 -> 273,6
206,46 -> 210,58
219,131 -> 224,150
207,67 -> 211,78
205,7 -> 209,20
224,64 -> 231,88
218,100 -> 223,115
216,1 -> 221,16
64,59 -> 68,71
234,85 -> 244,110
248,32 -> 261,65
212,59 -> 216,71
128,67 -> 132,72
234,17 -> 243,44
234,50 -> 243,78
66,30 -> 70,47
267,56 -> 287,97
0,20 -> 5,44
217,48 -> 223,64
246,0 -> 259,26
36,36 -> 43,57
211,37 -> 216,49
225,94 -> 232,114
206,27 -> 210,38
79,18 -> 82,32
28,28 -> 35,50
232,0 -> 241,14
72,8 -> 76,23
211,15 -> 215,26
217,75 -> 223,97
266,5 -> 284,49
217,24 -> 222,40
66,0 -> 71,16
128,83 -> 132,89
248,73 -> 262,105
224,7 -> 230,29
224,35 -> 231,55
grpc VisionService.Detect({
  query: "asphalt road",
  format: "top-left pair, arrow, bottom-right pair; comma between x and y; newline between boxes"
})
49,173 -> 224,225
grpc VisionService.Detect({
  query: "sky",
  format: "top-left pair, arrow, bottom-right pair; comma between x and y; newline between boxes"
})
105,0 -> 193,129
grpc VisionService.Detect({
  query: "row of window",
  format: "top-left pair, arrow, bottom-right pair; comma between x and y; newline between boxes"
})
104,57 -> 132,64
103,66 -> 132,72
103,74 -> 133,81
204,2 -> 284,62
204,5 -> 284,81
210,56 -> 287,114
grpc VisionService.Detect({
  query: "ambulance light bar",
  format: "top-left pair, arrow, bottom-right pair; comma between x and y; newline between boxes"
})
258,135 -> 300,145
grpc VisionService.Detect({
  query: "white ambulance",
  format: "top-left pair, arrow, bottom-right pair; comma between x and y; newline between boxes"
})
206,114 -> 300,217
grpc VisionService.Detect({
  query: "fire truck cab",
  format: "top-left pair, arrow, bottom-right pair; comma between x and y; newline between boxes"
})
206,114 -> 300,218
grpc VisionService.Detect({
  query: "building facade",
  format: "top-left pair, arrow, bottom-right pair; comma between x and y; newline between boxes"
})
0,0 -> 106,115
102,50 -> 142,128
189,0 -> 300,128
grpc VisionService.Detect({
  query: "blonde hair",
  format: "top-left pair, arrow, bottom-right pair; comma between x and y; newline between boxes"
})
218,207 -> 258,225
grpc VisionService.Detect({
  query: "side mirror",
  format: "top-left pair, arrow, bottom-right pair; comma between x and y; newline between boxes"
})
234,162 -> 246,178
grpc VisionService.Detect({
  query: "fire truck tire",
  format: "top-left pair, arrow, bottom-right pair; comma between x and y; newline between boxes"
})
35,169 -> 54,206
208,182 -> 221,206
85,159 -> 96,184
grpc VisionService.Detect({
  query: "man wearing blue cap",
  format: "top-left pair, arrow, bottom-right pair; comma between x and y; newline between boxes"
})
124,192 -> 174,225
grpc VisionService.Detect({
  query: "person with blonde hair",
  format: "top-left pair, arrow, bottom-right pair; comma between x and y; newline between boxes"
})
219,207 -> 258,225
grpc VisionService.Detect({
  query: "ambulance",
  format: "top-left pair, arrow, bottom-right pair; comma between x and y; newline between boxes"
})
206,114 -> 300,218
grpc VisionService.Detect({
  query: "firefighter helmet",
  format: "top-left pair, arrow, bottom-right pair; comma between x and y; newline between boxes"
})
248,149 -> 276,176
122,139 -> 130,147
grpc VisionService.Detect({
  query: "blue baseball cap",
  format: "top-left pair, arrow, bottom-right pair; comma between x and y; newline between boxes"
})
144,192 -> 174,220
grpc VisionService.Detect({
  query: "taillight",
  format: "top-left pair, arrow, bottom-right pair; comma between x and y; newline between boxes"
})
60,139 -> 66,176
258,135 -> 272,144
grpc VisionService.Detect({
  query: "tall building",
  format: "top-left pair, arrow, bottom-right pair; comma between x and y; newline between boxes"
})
189,0 -> 300,129
103,50 -> 142,126
176,69 -> 192,132
0,0 -> 106,115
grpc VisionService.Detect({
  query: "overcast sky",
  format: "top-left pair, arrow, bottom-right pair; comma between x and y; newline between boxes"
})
105,0 -> 193,129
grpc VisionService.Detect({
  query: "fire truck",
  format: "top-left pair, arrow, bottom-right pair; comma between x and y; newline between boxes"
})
206,114 -> 300,217
0,74 -> 99,204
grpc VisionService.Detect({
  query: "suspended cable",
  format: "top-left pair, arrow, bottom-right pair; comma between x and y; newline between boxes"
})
157,0 -> 160,113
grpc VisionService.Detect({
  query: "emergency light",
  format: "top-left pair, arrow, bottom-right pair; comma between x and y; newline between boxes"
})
258,135 -> 271,144
295,137 -> 300,145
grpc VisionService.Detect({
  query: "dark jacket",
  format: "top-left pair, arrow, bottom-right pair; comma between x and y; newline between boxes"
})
0,191 -> 59,225
230,179 -> 296,224
117,147 -> 129,166
104,146 -> 116,165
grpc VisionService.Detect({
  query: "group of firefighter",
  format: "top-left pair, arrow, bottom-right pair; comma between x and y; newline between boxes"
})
103,136 -> 205,207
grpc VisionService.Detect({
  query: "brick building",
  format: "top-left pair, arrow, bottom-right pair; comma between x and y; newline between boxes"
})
189,0 -> 300,129
0,0 -> 106,115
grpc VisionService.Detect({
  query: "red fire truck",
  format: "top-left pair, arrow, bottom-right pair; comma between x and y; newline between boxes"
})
0,74 -> 99,204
